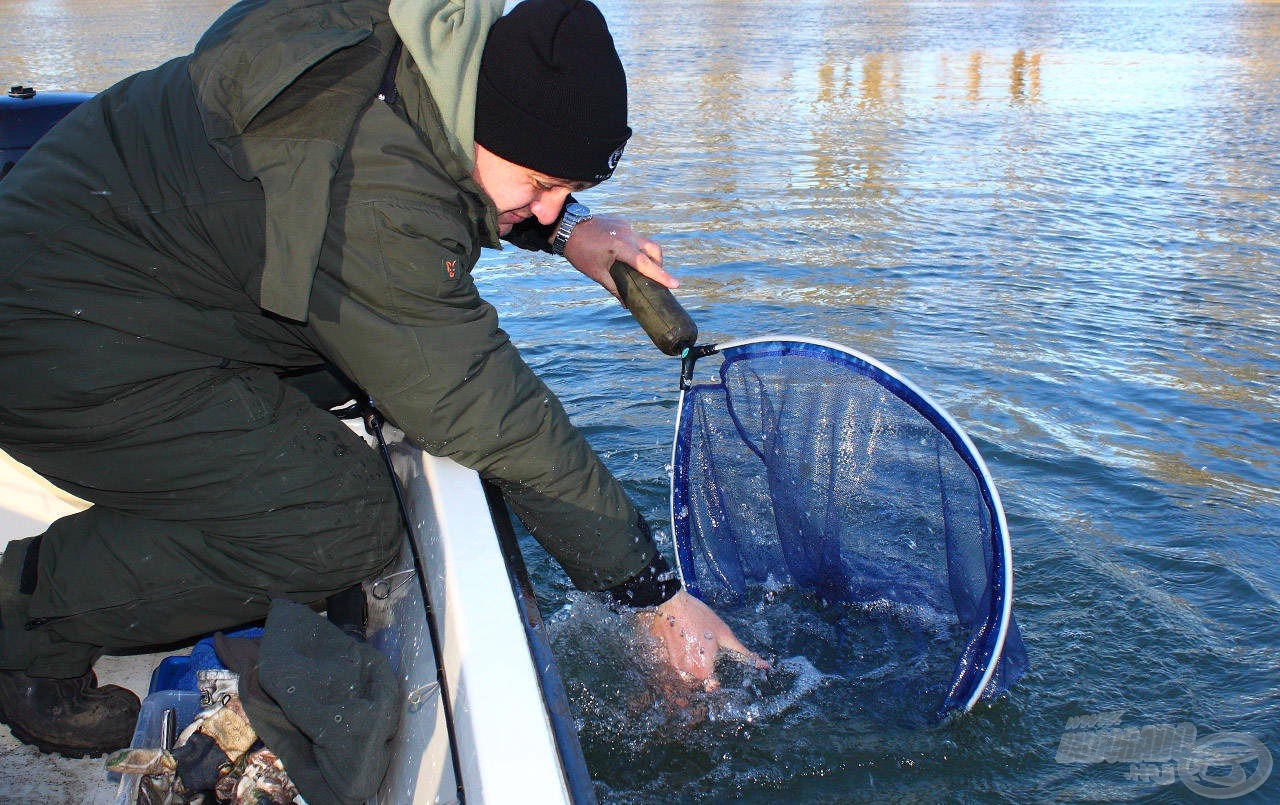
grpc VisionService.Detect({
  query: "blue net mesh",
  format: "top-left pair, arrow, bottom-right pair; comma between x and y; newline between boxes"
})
672,340 -> 1026,718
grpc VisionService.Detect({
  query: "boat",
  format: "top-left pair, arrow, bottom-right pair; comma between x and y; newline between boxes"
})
0,86 -> 595,804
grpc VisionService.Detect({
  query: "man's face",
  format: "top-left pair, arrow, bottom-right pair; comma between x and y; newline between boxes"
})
471,143 -> 595,235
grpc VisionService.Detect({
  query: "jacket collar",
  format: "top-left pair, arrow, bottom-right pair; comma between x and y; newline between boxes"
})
189,0 -> 504,320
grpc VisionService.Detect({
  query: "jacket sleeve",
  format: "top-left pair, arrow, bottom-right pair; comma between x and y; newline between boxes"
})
502,215 -> 555,253
499,193 -> 577,254
305,193 -> 655,591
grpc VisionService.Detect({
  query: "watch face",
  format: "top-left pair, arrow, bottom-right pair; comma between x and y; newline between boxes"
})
565,202 -> 591,218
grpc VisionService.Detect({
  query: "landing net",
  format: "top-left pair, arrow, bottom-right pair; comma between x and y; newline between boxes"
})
671,337 -> 1026,717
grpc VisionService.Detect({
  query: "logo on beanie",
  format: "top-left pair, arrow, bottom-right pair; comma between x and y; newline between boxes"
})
608,143 -> 626,171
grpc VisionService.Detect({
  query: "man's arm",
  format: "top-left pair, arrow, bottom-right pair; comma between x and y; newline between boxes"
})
307,196 -> 657,590
504,198 -> 676,298
501,200 -> 768,679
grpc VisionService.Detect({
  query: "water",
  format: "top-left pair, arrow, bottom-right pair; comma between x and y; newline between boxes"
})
4,0 -> 1278,801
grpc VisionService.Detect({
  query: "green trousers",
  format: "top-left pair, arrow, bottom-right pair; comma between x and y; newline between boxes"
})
0,366 -> 402,678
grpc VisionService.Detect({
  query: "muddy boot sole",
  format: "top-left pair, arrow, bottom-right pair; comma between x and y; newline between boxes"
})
0,672 -> 141,759
1,718 -> 122,759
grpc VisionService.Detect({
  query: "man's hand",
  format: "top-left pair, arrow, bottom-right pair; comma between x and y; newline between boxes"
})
640,589 -> 768,691
562,215 -> 675,299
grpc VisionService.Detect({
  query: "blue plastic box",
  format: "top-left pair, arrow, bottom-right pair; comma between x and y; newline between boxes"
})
110,689 -> 202,799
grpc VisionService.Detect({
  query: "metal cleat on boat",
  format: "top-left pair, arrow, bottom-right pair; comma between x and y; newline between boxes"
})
370,567 -> 418,600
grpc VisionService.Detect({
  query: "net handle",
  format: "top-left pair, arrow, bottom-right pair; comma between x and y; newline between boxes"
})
610,261 -> 698,356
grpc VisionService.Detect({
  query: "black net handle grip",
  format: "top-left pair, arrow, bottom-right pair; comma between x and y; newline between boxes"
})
609,261 -> 698,356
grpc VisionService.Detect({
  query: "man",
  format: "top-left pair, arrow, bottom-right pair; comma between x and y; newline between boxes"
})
0,0 -> 757,758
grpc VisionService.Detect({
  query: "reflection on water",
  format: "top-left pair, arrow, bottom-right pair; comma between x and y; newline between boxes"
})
5,0 -> 1280,800
1,0 -> 230,91
532,0 -> 1280,800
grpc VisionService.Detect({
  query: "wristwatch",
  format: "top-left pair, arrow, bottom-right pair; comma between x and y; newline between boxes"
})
552,202 -> 592,255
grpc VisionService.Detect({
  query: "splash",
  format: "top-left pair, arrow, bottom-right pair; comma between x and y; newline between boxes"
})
706,655 -> 835,723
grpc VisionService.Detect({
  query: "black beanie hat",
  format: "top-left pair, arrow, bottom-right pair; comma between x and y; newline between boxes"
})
475,0 -> 631,183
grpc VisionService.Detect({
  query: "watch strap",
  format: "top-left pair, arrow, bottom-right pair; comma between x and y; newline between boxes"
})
552,203 -> 592,255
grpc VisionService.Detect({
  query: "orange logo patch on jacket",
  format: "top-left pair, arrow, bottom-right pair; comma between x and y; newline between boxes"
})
444,259 -> 458,278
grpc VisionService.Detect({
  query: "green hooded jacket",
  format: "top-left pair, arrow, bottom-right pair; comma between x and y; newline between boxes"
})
0,0 -> 655,590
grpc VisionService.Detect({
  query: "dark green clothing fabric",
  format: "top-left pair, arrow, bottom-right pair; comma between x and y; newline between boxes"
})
308,97 -> 648,586
216,599 -> 402,805
0,367 -> 401,677
187,0 -> 401,323
0,0 -> 654,675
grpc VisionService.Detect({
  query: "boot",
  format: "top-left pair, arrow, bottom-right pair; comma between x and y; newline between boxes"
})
0,668 -> 140,758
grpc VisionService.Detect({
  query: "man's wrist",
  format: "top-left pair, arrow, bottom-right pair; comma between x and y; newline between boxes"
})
605,550 -> 682,608
551,201 -> 592,255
